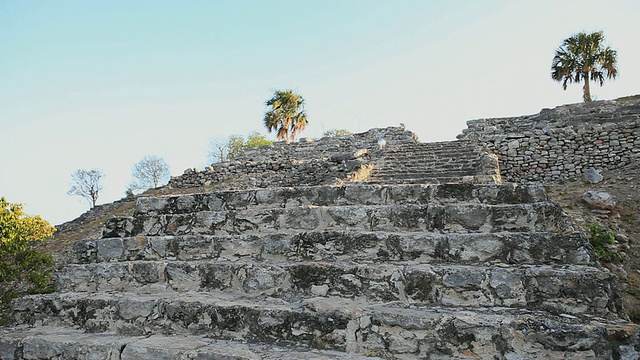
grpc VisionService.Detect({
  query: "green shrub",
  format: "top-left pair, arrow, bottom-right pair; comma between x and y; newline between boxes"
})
0,197 -> 56,325
587,222 -> 621,262
628,309 -> 640,323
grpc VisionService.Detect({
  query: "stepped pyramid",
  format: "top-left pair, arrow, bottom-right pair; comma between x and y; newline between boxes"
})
1,127 -> 639,359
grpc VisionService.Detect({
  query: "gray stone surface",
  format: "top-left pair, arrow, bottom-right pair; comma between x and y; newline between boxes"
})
0,327 -> 380,360
584,168 -> 604,183
583,190 -> 620,209
54,261 -> 621,318
329,148 -> 368,162
3,130 -> 640,359
458,95 -> 640,182
170,127 -> 417,190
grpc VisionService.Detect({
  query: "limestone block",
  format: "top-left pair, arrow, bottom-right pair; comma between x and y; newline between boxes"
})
584,168 -> 604,183
96,238 -> 124,261
329,149 -> 367,162
583,190 -> 619,210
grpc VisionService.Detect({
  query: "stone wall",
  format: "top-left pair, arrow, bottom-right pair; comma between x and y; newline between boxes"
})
458,95 -> 640,182
169,127 -> 417,189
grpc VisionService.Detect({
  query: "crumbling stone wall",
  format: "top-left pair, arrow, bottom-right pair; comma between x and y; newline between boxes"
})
458,95 -> 640,182
169,127 -> 417,189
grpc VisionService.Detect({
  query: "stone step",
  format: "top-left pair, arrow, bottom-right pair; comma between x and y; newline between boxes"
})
377,153 -> 478,160
131,183 -> 548,216
10,293 -> 638,359
125,202 -> 570,237
0,326 -> 378,360
373,164 -> 478,172
364,176 -> 498,186
72,231 -> 594,266
383,140 -> 474,150
56,262 -> 620,318
382,149 -> 478,155
376,160 -> 478,166
379,151 -> 479,159
377,159 -> 474,165
374,160 -> 478,169
378,148 -> 479,156
369,170 -> 479,179
376,155 -> 478,162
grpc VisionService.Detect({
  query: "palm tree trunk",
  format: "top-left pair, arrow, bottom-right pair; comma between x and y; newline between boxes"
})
583,72 -> 592,102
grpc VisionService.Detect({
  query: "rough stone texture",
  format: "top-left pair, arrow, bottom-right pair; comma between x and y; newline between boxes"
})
368,140 -> 502,185
0,327 -> 376,360
6,181 -> 640,359
3,125 -> 640,358
167,127 -> 500,191
458,95 -> 640,182
583,190 -> 620,210
584,168 -> 604,184
169,127 -> 419,190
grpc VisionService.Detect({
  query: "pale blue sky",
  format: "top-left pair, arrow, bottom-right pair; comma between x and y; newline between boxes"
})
1,0 -> 639,225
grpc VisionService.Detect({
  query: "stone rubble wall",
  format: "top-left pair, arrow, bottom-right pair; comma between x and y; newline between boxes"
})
169,127 -> 417,189
457,95 -> 640,182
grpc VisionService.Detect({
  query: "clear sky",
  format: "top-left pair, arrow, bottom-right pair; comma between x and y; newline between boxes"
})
1,0 -> 639,226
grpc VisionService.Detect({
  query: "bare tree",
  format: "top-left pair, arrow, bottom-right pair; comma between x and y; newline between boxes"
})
128,156 -> 171,194
67,169 -> 105,208
208,136 -> 231,164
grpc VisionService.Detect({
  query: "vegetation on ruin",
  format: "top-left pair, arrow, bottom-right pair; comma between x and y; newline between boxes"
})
0,197 -> 56,325
587,222 -> 622,262
209,131 -> 273,163
263,89 -> 308,143
127,155 -> 171,195
67,168 -> 105,208
551,31 -> 618,102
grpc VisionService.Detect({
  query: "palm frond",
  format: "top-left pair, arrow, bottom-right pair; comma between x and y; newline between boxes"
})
550,31 -> 618,101
263,89 -> 308,142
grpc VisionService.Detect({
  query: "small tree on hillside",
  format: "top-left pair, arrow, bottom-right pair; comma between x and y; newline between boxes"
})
208,137 -> 230,163
551,31 -> 618,102
226,135 -> 247,161
264,90 -> 308,143
0,197 -> 56,324
67,168 -> 105,208
208,132 -> 273,164
128,156 -> 171,194
244,131 -> 273,150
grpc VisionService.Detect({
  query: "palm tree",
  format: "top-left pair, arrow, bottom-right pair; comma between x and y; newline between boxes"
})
263,90 -> 308,143
551,31 -> 618,102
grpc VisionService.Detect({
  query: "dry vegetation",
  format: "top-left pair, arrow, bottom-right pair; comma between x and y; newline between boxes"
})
545,161 -> 640,321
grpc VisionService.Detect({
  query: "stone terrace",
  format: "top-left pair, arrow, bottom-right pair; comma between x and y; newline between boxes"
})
2,130 -> 639,359
368,140 -> 501,185
167,127 -> 500,191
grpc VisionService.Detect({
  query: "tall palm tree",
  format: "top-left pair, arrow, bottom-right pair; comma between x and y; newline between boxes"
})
551,31 -> 618,102
263,90 -> 308,143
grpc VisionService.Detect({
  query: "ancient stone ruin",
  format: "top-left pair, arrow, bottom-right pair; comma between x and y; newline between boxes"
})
2,99 -> 640,358
458,95 -> 640,182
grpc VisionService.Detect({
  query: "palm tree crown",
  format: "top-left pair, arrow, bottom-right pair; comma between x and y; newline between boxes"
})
551,31 -> 618,102
263,90 -> 308,143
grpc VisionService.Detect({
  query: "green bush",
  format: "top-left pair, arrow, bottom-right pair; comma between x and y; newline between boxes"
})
209,132 -> 273,163
628,309 -> 640,324
587,222 -> 621,262
0,196 -> 56,325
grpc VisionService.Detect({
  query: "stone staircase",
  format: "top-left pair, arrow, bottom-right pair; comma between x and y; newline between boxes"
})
2,180 -> 639,359
367,140 -> 501,185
